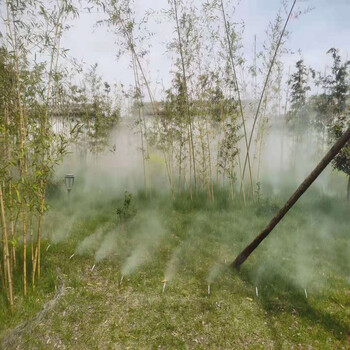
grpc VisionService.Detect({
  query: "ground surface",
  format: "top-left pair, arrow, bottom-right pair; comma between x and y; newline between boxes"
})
0,187 -> 349,349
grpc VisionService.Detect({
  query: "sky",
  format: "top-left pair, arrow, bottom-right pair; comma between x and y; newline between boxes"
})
61,0 -> 350,95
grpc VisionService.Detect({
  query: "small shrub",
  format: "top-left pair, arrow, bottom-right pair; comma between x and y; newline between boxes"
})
116,191 -> 137,225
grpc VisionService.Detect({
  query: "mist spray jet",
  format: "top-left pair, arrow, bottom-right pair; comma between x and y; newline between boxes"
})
120,275 -> 124,286
206,263 -> 224,294
162,279 -> 167,293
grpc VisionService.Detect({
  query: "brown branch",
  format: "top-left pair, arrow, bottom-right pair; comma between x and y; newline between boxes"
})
232,127 -> 350,270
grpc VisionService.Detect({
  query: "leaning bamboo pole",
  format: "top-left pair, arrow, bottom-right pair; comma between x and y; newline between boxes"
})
240,0 -> 297,192
232,127 -> 350,270
219,0 -> 254,199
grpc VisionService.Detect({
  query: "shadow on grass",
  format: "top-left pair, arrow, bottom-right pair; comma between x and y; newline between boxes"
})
237,267 -> 348,343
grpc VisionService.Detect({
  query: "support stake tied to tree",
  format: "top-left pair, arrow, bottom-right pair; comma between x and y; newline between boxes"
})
232,127 -> 350,271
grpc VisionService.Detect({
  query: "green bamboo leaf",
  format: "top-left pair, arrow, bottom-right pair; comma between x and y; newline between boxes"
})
16,189 -> 21,202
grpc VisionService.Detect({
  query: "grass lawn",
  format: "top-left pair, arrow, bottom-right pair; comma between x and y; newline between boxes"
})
1,186 -> 349,349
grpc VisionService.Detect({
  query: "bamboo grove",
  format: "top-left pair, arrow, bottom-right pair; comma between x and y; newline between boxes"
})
0,0 -> 79,312
107,0 -> 348,202
0,0 -> 121,311
95,0 -> 296,201
1,0 -> 349,311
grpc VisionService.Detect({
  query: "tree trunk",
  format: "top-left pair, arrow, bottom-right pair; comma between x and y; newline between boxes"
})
347,176 -> 350,203
232,127 -> 350,270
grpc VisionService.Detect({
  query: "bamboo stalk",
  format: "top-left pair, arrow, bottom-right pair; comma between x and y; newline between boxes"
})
0,185 -> 14,313
37,186 -> 46,281
30,211 -> 34,266
205,117 -> 214,202
126,27 -> 174,197
199,120 -> 208,193
281,66 -> 291,170
172,0 -> 197,195
131,53 -> 148,198
4,104 -> 16,270
0,256 -> 5,292
23,210 -> 27,295
5,0 -> 29,298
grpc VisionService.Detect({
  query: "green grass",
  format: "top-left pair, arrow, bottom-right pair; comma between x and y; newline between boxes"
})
1,185 -> 349,349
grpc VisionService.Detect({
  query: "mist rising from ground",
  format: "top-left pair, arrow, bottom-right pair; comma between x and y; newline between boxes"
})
46,115 -> 350,291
